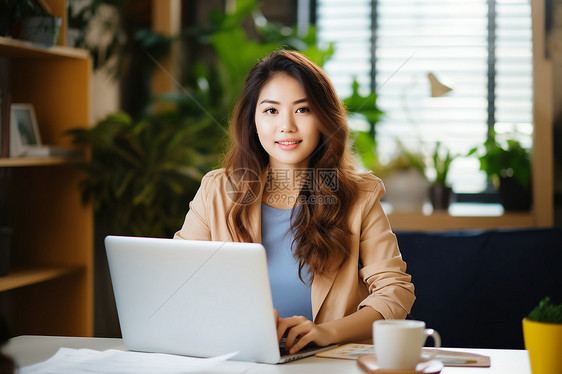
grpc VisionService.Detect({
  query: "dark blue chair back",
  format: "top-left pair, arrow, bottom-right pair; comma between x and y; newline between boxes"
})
397,228 -> 562,349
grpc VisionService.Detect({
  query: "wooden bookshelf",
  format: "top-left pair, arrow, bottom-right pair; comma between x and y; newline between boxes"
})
0,31 -> 93,337
0,266 -> 82,293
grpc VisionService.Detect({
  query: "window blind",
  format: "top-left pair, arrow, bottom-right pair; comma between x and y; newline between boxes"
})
316,0 -> 533,194
495,0 -> 533,149
316,0 -> 372,98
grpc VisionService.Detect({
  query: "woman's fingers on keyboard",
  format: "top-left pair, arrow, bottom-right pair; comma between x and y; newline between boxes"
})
281,316 -> 314,353
276,315 -> 304,343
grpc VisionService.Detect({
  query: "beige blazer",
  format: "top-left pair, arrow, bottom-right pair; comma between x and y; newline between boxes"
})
174,168 -> 415,324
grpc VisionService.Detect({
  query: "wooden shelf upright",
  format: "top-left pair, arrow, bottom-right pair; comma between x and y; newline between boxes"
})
0,29 -> 93,337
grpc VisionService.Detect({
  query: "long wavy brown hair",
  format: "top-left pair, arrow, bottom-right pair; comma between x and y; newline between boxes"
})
222,50 -> 361,280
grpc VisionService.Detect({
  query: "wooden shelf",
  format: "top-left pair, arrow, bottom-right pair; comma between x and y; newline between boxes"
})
0,266 -> 83,292
381,202 -> 536,231
388,212 -> 536,231
0,156 -> 85,167
0,36 -> 88,60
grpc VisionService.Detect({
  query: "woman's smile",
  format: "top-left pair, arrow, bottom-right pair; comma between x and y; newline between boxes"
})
275,139 -> 303,150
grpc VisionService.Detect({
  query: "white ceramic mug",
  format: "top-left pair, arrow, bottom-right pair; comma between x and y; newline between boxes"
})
373,319 -> 441,370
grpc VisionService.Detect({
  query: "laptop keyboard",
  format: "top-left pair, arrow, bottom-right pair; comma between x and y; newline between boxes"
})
279,337 -> 320,356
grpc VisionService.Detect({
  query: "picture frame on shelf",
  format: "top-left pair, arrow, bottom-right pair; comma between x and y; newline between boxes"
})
10,103 -> 40,157
9,103 -> 83,158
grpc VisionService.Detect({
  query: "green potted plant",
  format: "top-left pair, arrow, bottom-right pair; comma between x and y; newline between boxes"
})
68,107 -> 222,238
429,141 -> 457,211
468,131 -> 532,211
1,0 -> 62,45
522,297 -> 562,374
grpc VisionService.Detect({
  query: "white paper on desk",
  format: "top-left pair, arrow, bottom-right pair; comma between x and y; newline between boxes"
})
17,348 -> 249,374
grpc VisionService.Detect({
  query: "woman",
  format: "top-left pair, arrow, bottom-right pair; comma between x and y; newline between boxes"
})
175,50 -> 415,354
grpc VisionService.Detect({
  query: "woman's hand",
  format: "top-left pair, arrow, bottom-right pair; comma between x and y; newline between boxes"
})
276,315 -> 335,354
275,307 -> 384,354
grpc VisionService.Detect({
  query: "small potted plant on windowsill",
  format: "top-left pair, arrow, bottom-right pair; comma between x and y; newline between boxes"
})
429,141 -> 457,211
522,297 -> 562,374
352,131 -> 429,212
378,143 -> 429,213
468,131 -> 532,211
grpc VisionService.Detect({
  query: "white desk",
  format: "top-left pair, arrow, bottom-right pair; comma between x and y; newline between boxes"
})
2,335 -> 532,374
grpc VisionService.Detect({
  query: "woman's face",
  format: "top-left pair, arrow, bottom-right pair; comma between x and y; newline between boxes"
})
255,73 -> 321,170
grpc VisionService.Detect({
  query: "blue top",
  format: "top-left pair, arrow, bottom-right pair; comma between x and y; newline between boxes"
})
261,203 -> 313,320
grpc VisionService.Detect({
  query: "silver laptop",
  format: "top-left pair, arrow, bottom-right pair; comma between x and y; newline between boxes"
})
105,235 -> 336,364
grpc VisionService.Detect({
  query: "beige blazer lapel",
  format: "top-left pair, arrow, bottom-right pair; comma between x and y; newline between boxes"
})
311,268 -> 340,321
247,199 -> 262,243
245,168 -> 271,244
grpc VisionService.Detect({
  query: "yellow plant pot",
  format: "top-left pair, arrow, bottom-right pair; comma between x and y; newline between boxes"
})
522,318 -> 562,374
